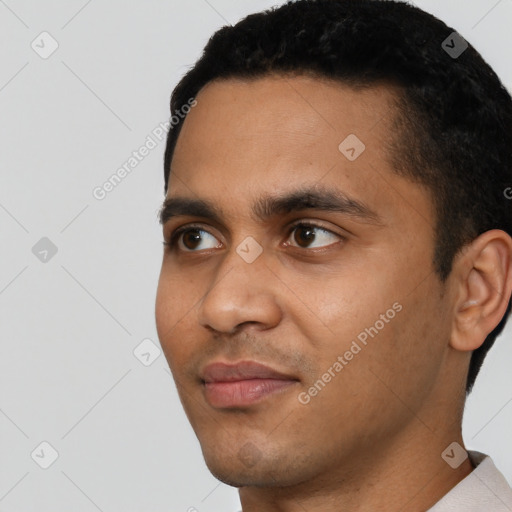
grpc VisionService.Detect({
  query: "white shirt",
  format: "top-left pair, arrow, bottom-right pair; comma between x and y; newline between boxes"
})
428,450 -> 512,511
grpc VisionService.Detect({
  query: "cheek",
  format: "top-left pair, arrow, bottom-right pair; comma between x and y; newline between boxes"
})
360,278 -> 449,414
155,272 -> 174,340
155,270 -> 198,369
291,265 -> 398,345
291,252 -> 439,388
155,261 -> 203,326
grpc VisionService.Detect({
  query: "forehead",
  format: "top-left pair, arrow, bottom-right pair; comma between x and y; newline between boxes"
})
171,74 -> 397,176
167,74 -> 432,229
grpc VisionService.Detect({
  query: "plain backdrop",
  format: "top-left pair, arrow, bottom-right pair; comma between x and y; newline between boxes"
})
0,1 -> 511,510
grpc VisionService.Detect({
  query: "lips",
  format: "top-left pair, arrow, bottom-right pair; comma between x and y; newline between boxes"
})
200,361 -> 299,408
201,361 -> 295,382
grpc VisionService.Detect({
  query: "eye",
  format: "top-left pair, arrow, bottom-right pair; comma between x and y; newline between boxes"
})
165,225 -> 222,252
163,221 -> 343,254
286,222 -> 343,249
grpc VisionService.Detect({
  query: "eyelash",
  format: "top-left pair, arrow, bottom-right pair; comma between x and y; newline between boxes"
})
163,221 -> 343,252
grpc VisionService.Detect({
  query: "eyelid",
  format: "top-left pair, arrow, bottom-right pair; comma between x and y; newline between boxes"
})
284,220 -> 345,249
164,219 -> 345,252
166,223 -> 221,249
287,219 -> 344,237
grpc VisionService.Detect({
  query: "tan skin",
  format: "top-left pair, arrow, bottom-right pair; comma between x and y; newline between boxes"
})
155,74 -> 512,511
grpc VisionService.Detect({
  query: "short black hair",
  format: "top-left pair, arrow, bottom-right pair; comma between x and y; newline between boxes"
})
163,0 -> 512,394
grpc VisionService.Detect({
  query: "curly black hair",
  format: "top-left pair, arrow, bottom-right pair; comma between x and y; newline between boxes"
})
163,0 -> 512,394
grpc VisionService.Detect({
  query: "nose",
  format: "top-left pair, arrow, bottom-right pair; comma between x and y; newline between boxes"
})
198,245 -> 282,335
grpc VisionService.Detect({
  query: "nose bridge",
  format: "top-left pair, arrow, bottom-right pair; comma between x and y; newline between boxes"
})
198,237 -> 280,333
213,233 -> 268,290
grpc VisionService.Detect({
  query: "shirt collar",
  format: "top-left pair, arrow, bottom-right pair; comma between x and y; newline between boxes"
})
427,450 -> 512,511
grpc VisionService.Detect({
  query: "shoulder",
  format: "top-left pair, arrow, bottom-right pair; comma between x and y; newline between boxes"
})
428,451 -> 512,511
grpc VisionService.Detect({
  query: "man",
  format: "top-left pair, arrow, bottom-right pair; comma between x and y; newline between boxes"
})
155,0 -> 512,510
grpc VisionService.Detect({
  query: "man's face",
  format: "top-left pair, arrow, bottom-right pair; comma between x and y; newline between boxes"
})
155,75 -> 453,486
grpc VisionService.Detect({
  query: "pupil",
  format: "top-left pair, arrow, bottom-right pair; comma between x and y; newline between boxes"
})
296,226 -> 315,247
184,230 -> 201,249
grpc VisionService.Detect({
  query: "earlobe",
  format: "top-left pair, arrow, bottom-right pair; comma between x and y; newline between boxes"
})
450,230 -> 512,352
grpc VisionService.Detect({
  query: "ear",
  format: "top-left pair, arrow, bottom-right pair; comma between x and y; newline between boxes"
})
450,229 -> 512,352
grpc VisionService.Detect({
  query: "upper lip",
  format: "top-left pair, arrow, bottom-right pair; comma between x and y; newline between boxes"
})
201,361 -> 298,383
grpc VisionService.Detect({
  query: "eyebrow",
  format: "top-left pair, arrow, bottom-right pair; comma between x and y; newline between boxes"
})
159,185 -> 382,227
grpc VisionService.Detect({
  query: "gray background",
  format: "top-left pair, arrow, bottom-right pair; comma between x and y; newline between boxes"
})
0,1 -> 511,510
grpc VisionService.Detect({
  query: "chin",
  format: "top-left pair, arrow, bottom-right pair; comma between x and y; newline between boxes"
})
200,446 -> 268,487
204,460 -> 284,488
206,464 -> 259,488
200,442 -> 309,489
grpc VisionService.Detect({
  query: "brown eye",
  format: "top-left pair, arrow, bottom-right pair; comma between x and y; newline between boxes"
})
182,229 -> 203,250
288,223 -> 342,249
293,225 -> 316,248
167,226 -> 221,252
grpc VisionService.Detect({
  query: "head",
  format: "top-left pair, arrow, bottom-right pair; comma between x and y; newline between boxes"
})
156,0 -> 512,489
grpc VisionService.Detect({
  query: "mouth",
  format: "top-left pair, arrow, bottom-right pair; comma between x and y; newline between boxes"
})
200,360 -> 300,408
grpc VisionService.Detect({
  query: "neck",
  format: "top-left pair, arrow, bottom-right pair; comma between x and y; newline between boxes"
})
238,419 -> 474,512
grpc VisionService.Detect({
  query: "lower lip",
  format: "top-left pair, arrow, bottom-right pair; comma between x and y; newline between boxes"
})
204,378 -> 297,408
